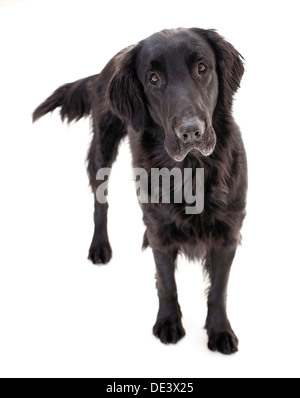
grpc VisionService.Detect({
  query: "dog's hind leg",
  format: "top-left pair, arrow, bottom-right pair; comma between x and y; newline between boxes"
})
87,112 -> 126,264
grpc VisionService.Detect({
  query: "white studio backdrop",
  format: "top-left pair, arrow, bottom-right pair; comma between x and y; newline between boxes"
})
0,0 -> 299,378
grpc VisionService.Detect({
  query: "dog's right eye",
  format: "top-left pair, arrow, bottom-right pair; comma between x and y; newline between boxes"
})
149,73 -> 160,85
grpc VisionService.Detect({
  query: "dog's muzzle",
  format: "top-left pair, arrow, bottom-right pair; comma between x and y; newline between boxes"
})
171,117 -> 216,161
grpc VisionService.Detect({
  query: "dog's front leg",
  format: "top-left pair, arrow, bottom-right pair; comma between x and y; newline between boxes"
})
205,244 -> 239,354
152,249 -> 185,344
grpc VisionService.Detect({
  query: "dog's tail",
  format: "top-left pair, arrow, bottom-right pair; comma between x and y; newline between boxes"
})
32,74 -> 98,123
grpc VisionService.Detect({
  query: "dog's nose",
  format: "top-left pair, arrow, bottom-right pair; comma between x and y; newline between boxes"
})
181,129 -> 202,142
176,119 -> 205,143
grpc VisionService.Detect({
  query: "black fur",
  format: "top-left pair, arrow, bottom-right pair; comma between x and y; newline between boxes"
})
33,28 -> 247,354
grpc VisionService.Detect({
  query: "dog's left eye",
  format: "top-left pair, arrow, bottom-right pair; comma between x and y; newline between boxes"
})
149,73 -> 160,85
198,63 -> 207,74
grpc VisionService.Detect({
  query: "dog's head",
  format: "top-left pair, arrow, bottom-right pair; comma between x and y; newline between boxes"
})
108,28 -> 244,162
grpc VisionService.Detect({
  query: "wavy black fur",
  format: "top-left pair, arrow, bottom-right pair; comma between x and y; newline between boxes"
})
33,28 -> 247,354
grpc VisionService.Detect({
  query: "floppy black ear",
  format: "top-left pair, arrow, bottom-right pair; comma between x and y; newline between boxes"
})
193,28 -> 244,108
107,45 -> 145,132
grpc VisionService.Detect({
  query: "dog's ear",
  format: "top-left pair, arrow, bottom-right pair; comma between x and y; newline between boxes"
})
107,45 -> 145,132
192,29 -> 244,108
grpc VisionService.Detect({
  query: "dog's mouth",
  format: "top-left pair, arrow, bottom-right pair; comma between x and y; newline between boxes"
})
164,127 -> 216,162
173,140 -> 216,162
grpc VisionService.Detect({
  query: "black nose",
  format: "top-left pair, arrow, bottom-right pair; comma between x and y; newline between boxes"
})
176,119 -> 205,143
181,130 -> 202,142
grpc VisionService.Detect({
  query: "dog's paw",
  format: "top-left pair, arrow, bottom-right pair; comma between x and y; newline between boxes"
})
207,330 -> 238,355
153,318 -> 185,344
88,241 -> 112,265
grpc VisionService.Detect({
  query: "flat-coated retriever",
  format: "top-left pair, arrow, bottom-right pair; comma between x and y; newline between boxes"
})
33,28 -> 247,354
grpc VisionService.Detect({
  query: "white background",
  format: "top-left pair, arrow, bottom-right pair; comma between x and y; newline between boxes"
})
0,0 -> 300,378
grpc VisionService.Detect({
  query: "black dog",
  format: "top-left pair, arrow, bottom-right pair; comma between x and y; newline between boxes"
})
33,28 -> 247,354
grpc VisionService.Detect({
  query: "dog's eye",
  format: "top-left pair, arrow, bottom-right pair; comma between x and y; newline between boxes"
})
198,63 -> 207,74
149,73 -> 160,85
